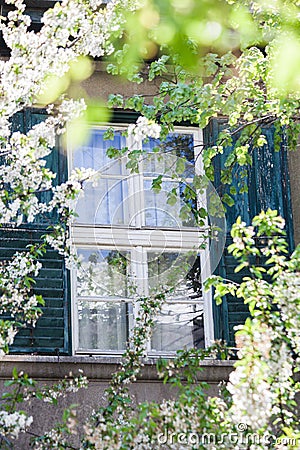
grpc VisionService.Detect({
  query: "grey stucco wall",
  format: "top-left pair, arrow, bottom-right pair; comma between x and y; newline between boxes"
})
288,149 -> 300,245
0,356 -> 234,449
81,61 -> 160,101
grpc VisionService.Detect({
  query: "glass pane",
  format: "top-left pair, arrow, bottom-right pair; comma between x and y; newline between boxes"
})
73,129 -> 130,225
77,249 -> 129,298
73,129 -> 126,175
144,179 -> 179,227
75,178 -> 128,225
143,134 -> 195,177
78,300 -> 130,351
144,179 -> 196,227
151,303 -> 204,352
147,251 -> 200,295
148,253 -> 204,351
172,256 -> 203,301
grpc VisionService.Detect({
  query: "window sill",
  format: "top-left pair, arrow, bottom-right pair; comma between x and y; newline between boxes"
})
0,355 -> 235,382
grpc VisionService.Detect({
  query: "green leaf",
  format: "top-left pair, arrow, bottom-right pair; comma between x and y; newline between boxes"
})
222,193 -> 235,207
106,146 -> 119,159
235,261 -> 249,272
151,175 -> 163,192
167,190 -> 178,206
176,157 -> 185,174
12,367 -> 18,380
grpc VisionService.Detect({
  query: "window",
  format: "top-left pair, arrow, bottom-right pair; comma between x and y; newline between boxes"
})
70,125 -> 214,355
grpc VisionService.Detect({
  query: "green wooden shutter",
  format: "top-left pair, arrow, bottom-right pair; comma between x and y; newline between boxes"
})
204,119 -> 294,346
1,109 -> 70,355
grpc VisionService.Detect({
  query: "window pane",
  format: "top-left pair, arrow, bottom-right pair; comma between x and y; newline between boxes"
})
144,179 -> 179,227
142,134 -> 197,228
147,251 -> 200,295
148,253 -> 204,351
143,134 -> 195,177
73,129 -> 130,225
174,256 -> 203,301
151,303 -> 204,352
144,179 -> 196,227
75,178 -> 128,225
77,249 -> 129,298
78,300 -> 130,351
73,129 -> 126,175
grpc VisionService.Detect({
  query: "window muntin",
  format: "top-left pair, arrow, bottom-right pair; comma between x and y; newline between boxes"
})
71,125 -> 213,355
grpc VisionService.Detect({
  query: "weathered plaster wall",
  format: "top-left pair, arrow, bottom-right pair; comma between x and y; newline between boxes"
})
0,356 -> 235,450
81,61 -> 160,100
288,150 -> 300,245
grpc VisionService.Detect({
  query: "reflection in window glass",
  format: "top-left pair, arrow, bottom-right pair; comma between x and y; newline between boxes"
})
73,129 -> 126,174
147,252 -> 200,296
148,253 -> 204,351
144,180 -> 180,228
151,303 -> 204,352
78,300 -> 130,351
77,249 -> 129,298
144,179 -> 196,228
73,129 -> 130,225
76,179 -> 129,225
142,133 -> 197,229
143,134 -> 195,177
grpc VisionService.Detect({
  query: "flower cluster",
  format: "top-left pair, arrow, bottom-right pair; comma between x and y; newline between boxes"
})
0,0 -> 141,138
227,323 -> 275,429
0,251 -> 44,354
38,371 -> 88,404
44,167 -> 97,267
127,116 -> 161,140
33,428 -> 67,450
274,271 -> 300,357
0,322 -> 18,356
223,212 -> 300,438
44,225 -> 77,269
50,167 -> 97,215
0,411 -> 33,439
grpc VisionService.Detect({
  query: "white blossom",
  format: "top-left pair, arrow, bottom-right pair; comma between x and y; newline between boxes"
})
128,116 -> 161,140
0,411 -> 33,438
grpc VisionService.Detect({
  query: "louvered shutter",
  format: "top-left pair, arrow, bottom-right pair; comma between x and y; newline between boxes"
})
204,119 -> 294,346
1,109 -> 70,355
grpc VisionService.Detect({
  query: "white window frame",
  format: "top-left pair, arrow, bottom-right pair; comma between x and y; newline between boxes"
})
69,124 -> 214,355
